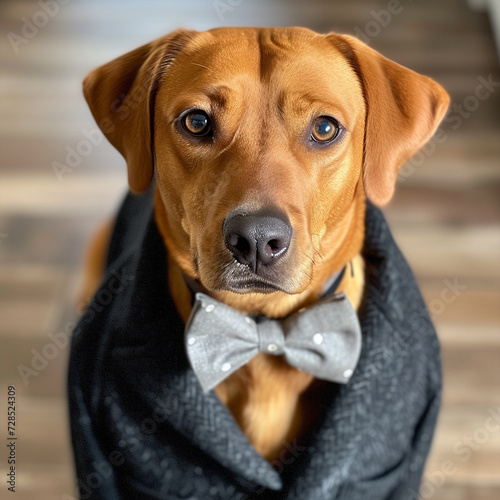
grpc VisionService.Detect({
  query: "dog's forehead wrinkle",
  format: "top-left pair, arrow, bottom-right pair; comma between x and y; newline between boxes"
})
212,123 -> 243,159
204,84 -> 233,110
256,28 -> 300,83
157,30 -> 198,77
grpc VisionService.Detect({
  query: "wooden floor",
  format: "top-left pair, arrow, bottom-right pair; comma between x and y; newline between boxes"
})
0,0 -> 499,498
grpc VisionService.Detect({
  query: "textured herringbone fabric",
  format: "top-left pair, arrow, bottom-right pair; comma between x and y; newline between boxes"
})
68,187 -> 441,499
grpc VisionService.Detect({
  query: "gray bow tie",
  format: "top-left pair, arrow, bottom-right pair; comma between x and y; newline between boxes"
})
184,292 -> 362,392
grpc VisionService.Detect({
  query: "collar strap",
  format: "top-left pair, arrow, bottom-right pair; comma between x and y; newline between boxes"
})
183,274 -> 207,302
321,265 -> 348,297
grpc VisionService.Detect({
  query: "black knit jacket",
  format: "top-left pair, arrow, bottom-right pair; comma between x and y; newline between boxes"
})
68,187 -> 441,499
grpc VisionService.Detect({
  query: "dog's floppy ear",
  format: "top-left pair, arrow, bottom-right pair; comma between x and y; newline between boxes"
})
334,35 -> 450,205
83,30 -> 194,193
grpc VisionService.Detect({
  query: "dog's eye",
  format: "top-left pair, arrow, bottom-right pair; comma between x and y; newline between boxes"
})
311,117 -> 339,143
182,111 -> 211,136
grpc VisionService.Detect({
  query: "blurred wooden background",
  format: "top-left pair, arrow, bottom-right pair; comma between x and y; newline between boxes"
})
0,0 -> 499,498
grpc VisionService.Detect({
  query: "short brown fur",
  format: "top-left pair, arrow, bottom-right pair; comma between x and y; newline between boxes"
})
81,27 -> 449,461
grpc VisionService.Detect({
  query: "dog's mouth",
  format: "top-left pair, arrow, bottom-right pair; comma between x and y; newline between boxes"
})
218,263 -> 286,294
193,252 -> 283,293
201,254 -> 302,295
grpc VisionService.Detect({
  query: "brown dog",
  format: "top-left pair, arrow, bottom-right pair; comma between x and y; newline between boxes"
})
80,27 -> 449,462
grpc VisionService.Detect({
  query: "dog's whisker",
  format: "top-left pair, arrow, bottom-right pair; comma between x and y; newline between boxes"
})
191,62 -> 211,70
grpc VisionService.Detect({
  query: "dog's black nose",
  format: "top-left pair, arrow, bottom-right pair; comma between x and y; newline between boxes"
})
223,210 -> 292,273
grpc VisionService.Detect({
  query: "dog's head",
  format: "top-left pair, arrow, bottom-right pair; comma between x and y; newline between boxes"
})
84,27 -> 449,296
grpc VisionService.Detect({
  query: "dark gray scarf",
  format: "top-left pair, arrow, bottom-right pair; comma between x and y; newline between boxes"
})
68,187 -> 441,499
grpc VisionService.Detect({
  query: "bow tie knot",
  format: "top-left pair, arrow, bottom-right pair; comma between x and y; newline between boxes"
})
255,320 -> 286,355
185,292 -> 362,392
